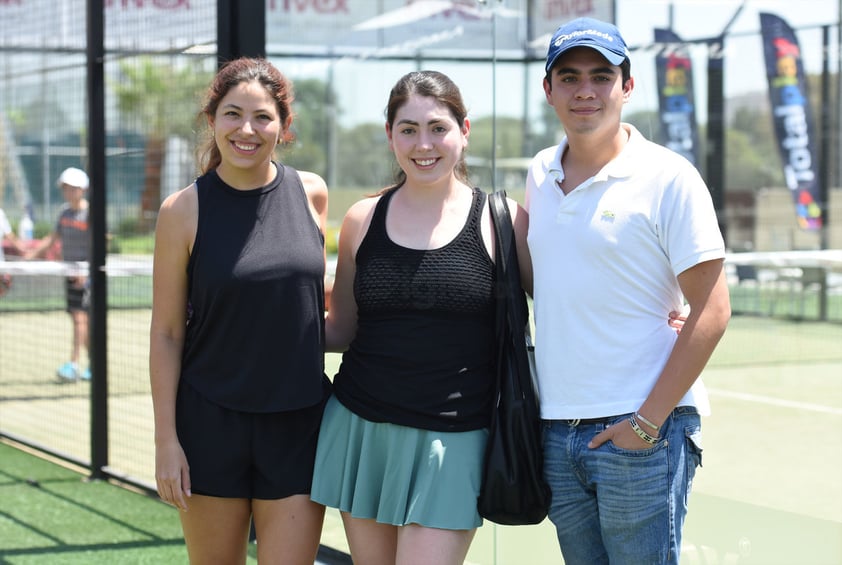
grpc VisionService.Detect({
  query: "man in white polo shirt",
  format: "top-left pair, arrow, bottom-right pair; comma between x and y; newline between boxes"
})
525,17 -> 731,564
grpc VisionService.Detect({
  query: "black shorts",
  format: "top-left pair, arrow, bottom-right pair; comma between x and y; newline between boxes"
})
65,277 -> 90,312
175,379 -> 327,500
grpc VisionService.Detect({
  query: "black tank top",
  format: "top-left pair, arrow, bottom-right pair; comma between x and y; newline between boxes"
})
181,164 -> 327,412
333,186 -> 496,431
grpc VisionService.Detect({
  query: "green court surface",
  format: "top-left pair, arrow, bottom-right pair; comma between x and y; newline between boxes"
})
330,316 -> 842,564
1,314 -> 841,564
0,440 -> 190,564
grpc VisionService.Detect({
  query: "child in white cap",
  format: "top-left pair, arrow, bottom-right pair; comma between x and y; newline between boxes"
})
28,167 -> 91,381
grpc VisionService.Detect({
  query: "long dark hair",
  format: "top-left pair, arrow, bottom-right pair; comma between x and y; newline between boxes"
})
196,57 -> 295,173
384,70 -> 470,189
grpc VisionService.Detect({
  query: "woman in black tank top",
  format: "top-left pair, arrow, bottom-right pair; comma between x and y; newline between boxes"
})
149,58 -> 330,564
312,71 -> 532,565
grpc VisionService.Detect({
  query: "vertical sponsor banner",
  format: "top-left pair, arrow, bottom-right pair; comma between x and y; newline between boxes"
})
759,12 -> 823,230
654,29 -> 700,167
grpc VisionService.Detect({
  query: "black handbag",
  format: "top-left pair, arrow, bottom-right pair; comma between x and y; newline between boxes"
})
477,189 -> 551,526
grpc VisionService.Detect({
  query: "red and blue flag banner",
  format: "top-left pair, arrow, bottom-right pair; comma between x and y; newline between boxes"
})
654,28 -> 700,167
759,12 -> 823,230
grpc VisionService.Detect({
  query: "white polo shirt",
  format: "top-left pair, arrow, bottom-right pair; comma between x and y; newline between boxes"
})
525,125 -> 724,419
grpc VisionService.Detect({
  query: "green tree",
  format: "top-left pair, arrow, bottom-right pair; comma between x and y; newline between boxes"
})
728,105 -> 783,191
465,115 -> 528,188
335,122 -> 393,189
468,115 -> 525,160
112,57 -> 213,232
283,78 -> 333,176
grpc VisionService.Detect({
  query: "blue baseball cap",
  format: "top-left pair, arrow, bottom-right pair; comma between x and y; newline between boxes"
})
545,17 -> 630,73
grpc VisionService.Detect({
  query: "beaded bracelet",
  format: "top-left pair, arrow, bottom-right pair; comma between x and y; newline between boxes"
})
628,414 -> 659,445
635,412 -> 660,431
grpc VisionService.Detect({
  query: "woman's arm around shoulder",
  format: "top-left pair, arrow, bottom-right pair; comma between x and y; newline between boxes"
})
324,196 -> 379,352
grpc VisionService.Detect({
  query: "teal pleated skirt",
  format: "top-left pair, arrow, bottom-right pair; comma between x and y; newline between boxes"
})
311,395 -> 487,530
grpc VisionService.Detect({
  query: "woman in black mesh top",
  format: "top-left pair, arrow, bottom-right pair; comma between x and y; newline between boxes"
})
312,70 -> 531,565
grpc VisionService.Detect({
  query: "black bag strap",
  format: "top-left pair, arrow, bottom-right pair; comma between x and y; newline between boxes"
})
489,190 -> 513,278
489,190 -> 510,345
489,190 -> 541,403
488,190 -> 528,334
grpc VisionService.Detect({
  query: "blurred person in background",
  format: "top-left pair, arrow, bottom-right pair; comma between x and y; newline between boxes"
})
149,57 -> 331,564
0,207 -> 25,296
27,167 -> 92,382
526,17 -> 731,564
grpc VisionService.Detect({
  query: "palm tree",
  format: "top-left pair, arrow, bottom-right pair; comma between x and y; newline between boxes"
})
112,56 -> 213,232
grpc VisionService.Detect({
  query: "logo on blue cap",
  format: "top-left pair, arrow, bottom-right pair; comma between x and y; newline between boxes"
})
545,17 -> 630,73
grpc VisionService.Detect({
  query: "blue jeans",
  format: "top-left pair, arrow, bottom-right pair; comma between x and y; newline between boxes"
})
542,407 -> 702,565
